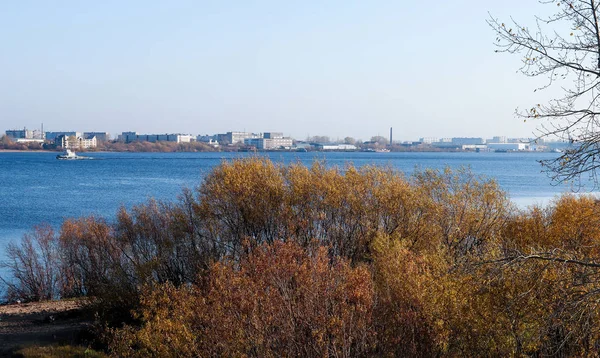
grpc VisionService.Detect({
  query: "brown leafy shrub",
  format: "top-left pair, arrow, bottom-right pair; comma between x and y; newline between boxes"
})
198,159 -> 509,263
450,250 -> 600,356
414,167 -> 510,258
280,163 -> 436,261
502,195 -> 600,254
371,233 -> 440,357
279,162 -> 378,261
546,195 -> 600,254
110,241 -> 375,357
488,195 -> 600,356
197,157 -> 286,256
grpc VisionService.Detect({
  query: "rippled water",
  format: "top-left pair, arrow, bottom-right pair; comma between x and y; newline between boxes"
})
0,151 -> 592,248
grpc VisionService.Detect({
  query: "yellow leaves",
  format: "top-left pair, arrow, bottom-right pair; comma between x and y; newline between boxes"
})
546,194 -> 600,252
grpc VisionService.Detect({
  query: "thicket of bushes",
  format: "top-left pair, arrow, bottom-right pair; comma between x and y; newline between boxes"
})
5,157 -> 600,356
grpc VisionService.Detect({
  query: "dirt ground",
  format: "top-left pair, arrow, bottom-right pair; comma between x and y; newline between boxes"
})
0,300 -> 93,356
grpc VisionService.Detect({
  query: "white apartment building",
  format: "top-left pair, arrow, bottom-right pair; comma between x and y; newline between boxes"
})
244,137 -> 293,149
57,134 -> 97,149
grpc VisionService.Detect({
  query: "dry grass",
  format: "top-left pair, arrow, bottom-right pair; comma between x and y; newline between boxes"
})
15,345 -> 106,358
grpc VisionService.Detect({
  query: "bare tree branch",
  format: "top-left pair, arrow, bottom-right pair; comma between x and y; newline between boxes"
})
490,0 -> 600,188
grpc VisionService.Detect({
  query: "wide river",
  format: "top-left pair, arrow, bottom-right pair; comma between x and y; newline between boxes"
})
0,151 -> 595,249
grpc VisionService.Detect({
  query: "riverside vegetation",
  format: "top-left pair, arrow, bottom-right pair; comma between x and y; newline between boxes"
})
4,157 -> 600,356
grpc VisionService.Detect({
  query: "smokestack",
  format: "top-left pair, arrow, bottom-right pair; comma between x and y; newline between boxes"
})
389,127 -> 393,145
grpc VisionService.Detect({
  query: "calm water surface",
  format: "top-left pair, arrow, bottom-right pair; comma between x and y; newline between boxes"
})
0,151 -> 592,248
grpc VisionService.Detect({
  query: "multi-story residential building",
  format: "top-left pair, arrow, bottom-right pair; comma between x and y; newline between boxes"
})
218,131 -> 259,145
56,134 -> 97,149
244,137 -> 293,150
6,129 -> 33,139
419,137 -> 438,144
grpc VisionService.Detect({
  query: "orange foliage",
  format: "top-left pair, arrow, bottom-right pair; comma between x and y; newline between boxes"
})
110,241 -> 375,357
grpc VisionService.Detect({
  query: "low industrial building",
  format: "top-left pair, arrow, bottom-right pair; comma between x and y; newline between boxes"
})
487,143 -> 529,151
313,143 -> 358,151
6,128 -> 45,140
452,137 -> 485,145
46,131 -> 82,141
83,132 -> 110,142
118,132 -> 194,143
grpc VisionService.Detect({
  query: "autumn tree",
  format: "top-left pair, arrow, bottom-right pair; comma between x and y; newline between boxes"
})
490,1 -> 600,186
110,241 -> 375,357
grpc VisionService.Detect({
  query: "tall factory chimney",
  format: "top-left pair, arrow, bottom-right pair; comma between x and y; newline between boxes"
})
389,127 -> 393,146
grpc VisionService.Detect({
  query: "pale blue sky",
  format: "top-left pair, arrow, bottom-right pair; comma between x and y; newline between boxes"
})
1,1 -> 556,141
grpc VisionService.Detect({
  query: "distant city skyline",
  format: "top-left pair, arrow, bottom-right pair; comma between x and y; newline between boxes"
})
1,1 -> 559,141
3,125 -> 552,144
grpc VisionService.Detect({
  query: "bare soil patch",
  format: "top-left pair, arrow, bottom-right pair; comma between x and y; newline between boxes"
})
0,300 -> 93,356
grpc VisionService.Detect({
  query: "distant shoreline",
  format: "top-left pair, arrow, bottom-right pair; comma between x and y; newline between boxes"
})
0,149 -> 53,153
0,148 -> 550,154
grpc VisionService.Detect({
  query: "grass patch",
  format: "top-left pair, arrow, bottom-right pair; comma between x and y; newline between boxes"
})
14,345 -> 107,358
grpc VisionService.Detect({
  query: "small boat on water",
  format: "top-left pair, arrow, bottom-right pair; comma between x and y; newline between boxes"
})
56,149 -> 89,160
